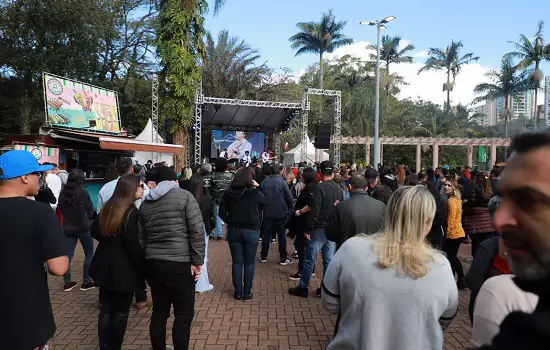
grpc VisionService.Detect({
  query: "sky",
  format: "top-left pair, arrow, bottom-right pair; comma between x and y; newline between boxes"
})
205,0 -> 550,107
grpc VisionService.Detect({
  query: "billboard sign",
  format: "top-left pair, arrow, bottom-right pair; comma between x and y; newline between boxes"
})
43,73 -> 121,133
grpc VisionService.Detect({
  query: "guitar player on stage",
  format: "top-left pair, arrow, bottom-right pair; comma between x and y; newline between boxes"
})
227,131 -> 252,161
261,148 -> 271,163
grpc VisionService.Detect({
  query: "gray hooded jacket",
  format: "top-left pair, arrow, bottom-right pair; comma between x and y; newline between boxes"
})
139,181 -> 205,265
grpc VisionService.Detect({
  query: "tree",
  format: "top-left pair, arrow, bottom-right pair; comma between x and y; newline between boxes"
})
202,30 -> 269,99
473,57 -> 528,140
368,35 -> 414,108
289,10 -> 353,89
418,40 -> 479,110
506,20 -> 550,129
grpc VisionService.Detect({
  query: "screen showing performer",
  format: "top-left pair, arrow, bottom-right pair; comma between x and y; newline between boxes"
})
211,130 -> 264,160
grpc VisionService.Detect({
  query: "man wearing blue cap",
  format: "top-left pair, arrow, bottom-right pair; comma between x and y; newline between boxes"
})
0,150 -> 69,350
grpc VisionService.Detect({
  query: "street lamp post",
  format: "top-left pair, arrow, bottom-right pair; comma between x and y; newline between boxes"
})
360,16 -> 395,168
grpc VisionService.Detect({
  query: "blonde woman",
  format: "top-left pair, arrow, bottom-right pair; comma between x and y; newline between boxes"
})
322,186 -> 458,350
444,179 -> 467,289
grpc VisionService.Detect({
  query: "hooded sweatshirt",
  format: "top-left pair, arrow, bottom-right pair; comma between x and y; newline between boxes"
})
218,187 -> 268,230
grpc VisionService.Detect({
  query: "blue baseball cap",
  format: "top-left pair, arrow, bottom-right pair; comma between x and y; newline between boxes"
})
0,150 -> 54,180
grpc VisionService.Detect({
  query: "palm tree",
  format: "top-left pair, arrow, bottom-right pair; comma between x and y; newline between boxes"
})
472,57 -> 528,142
368,35 -> 415,108
506,20 -> 550,130
202,30 -> 269,99
418,40 -> 479,110
289,10 -> 353,89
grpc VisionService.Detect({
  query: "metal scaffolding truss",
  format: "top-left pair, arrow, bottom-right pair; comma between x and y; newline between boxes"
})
300,88 -> 342,165
151,74 -> 159,163
202,97 -> 301,109
194,82 -> 203,165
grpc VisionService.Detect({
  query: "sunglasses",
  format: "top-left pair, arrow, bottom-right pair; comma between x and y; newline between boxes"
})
30,172 -> 43,179
139,183 -> 146,190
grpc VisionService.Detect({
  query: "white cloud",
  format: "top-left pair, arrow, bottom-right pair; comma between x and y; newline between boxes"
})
412,50 -> 429,59
320,41 -> 493,106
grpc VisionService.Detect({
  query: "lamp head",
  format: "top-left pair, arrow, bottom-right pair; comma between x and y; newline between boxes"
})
382,16 -> 396,23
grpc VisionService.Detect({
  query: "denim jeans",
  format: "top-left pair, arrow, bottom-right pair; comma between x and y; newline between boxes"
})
210,204 -> 223,238
227,228 -> 260,296
63,232 -> 94,284
260,217 -> 288,261
299,229 -> 334,289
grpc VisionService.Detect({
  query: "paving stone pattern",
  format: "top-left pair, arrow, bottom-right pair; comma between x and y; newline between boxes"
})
47,238 -> 474,349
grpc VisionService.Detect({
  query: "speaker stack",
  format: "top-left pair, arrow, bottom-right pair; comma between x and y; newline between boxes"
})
164,119 -> 173,144
314,122 -> 331,149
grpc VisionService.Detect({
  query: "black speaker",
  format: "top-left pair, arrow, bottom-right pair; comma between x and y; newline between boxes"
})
314,122 -> 331,149
164,119 -> 173,144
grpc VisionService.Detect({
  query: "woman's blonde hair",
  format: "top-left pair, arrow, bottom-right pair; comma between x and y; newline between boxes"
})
373,185 -> 437,279
445,179 -> 462,200
286,172 -> 295,183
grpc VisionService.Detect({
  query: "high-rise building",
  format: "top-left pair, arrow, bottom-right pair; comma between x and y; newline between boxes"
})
545,76 -> 550,126
471,90 -> 534,127
472,104 -> 489,126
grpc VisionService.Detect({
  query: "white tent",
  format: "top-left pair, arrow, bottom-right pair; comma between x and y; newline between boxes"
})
133,119 -> 174,166
283,135 -> 329,165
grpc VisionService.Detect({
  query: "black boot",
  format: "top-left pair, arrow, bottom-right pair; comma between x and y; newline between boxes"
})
288,286 -> 308,298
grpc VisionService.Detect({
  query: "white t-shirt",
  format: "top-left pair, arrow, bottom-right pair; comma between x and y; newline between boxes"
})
322,236 -> 459,350
45,173 -> 62,210
471,274 -> 538,347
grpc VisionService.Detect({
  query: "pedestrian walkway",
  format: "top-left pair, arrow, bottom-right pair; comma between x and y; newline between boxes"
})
47,239 -> 473,349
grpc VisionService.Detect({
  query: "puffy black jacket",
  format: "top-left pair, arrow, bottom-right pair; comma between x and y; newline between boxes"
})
326,190 -> 385,250
260,175 -> 293,220
211,172 -> 234,205
139,182 -> 205,266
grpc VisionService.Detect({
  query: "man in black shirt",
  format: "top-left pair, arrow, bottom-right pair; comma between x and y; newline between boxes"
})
289,161 -> 343,298
0,150 -> 69,349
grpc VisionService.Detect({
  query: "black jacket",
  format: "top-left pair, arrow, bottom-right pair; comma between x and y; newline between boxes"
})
90,207 -> 146,293
219,187 -> 268,230
477,275 -> 550,350
311,180 -> 344,231
198,194 -> 215,235
326,190 -> 385,250
58,189 -> 94,235
465,236 -> 500,323
290,183 -> 316,234
424,181 -> 447,249
34,187 -> 56,204
260,175 -> 293,220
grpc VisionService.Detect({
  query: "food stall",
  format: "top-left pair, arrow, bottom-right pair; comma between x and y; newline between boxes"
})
1,73 -> 183,208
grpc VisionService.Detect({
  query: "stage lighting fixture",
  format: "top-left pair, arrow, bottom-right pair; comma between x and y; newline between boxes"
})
256,125 -> 261,131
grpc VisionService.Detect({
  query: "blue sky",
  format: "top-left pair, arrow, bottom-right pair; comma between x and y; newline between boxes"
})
205,0 -> 550,105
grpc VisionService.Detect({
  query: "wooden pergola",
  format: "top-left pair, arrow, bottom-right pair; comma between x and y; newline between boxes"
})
338,136 -> 511,170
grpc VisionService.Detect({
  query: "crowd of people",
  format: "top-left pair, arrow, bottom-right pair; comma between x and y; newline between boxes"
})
2,130 -> 550,349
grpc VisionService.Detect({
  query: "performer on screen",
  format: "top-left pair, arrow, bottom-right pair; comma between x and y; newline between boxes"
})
261,148 -> 270,162
227,131 -> 252,160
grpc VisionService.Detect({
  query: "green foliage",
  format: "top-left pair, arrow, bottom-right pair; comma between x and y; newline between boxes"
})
289,10 -> 353,88
202,30 -> 269,99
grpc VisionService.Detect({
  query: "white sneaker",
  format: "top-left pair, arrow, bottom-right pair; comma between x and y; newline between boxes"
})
280,258 -> 292,266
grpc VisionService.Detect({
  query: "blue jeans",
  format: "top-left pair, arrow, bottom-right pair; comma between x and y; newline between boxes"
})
210,204 -> 223,238
261,217 -> 288,261
63,231 -> 94,284
227,228 -> 260,296
299,229 -> 334,289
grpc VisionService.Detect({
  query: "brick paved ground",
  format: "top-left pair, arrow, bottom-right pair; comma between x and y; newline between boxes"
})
47,237 -> 474,349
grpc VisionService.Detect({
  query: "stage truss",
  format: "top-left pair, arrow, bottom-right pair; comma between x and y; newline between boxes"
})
193,87 -> 342,165
300,88 -> 342,166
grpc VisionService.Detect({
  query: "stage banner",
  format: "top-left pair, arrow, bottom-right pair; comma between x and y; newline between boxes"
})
43,73 -> 121,133
13,145 -> 60,165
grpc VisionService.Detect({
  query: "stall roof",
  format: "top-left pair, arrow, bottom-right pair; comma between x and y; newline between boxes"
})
47,128 -> 183,154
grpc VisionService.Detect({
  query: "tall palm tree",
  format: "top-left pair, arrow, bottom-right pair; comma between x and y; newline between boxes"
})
472,57 -> 528,141
506,20 -> 550,130
202,30 -> 269,99
418,40 -> 479,110
368,35 -> 415,108
289,10 -> 353,89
